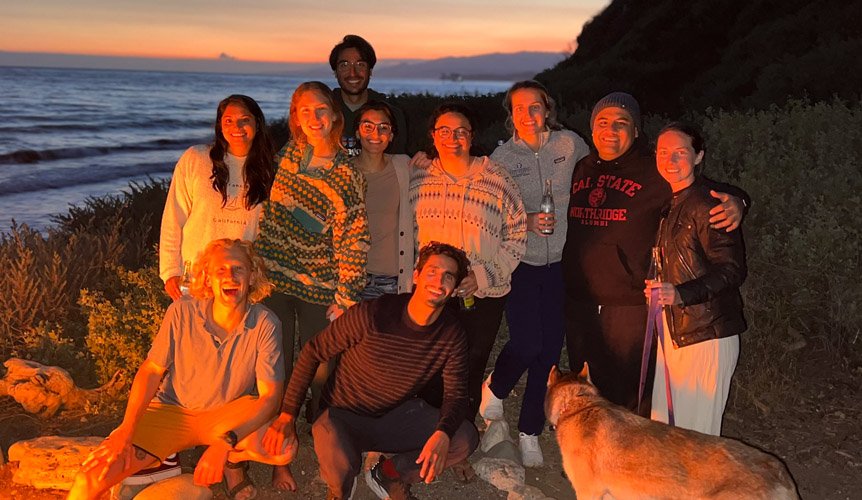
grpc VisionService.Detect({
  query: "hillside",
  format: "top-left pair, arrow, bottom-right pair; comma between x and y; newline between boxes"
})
537,0 -> 862,114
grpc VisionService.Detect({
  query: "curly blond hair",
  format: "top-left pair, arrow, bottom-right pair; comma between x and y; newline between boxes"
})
190,239 -> 273,303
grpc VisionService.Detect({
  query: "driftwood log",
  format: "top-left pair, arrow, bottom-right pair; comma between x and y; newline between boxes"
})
0,358 -> 123,417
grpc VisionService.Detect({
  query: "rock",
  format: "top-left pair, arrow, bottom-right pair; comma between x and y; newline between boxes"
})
133,474 -> 212,500
473,456 -> 525,494
8,436 -> 103,490
2,358 -> 124,417
485,439 -> 522,464
480,419 -> 514,453
512,484 -> 554,500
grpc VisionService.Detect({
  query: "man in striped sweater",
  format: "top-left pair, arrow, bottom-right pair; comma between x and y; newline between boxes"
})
263,242 -> 479,500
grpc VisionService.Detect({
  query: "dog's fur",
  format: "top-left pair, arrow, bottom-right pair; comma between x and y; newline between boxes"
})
546,365 -> 799,499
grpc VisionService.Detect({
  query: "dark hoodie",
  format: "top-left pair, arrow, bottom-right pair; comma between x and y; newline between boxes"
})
562,139 -> 666,305
562,138 -> 748,306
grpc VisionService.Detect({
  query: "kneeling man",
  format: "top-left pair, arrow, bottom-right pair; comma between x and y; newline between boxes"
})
264,242 -> 479,499
68,239 -> 292,500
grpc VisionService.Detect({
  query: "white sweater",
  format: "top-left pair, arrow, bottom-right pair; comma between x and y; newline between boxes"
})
159,145 -> 261,282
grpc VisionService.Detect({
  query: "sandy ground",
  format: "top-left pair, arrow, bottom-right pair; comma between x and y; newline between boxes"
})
1,336 -> 859,499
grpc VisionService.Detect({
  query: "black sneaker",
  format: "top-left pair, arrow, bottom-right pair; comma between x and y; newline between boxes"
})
364,456 -> 418,500
122,453 -> 181,485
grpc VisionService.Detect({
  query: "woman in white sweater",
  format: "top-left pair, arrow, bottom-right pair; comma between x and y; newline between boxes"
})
159,95 -> 275,300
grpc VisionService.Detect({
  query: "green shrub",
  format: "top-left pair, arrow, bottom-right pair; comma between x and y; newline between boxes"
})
0,179 -> 168,383
80,265 -> 168,384
699,98 -> 862,406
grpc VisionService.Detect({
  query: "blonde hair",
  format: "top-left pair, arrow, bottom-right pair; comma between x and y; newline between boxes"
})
190,239 -> 273,303
288,81 -> 344,152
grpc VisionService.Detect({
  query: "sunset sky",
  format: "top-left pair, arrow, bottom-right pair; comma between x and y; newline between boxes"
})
3,0 -> 608,62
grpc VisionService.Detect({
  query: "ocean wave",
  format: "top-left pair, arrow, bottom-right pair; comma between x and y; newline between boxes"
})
0,136 -> 205,164
0,117 -> 212,133
0,160 -> 175,196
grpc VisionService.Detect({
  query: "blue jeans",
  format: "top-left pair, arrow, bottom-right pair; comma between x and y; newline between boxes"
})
490,263 -> 565,435
359,274 -> 399,301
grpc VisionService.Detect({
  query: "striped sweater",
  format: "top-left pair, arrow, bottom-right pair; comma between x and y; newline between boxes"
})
281,293 -> 468,437
410,156 -> 527,297
256,141 -> 369,307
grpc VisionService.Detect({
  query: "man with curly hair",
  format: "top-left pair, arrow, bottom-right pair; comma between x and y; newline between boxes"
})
68,239 -> 292,500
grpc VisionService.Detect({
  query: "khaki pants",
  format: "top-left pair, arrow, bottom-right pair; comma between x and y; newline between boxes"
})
132,396 -> 290,465
651,312 -> 739,436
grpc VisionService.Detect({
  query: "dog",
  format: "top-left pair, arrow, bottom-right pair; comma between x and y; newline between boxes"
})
546,364 -> 799,499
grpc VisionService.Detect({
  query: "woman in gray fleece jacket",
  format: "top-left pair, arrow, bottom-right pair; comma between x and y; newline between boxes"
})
479,81 -> 590,467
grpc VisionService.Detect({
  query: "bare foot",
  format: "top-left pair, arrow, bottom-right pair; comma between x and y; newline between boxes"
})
223,464 -> 257,500
272,464 -> 297,492
450,461 -> 477,483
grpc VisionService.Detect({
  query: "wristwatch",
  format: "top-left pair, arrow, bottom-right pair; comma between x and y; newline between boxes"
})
220,430 -> 238,449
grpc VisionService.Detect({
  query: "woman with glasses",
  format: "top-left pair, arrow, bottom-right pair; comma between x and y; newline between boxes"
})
351,100 -> 415,300
410,102 -> 527,430
256,81 -> 369,492
478,81 -> 590,467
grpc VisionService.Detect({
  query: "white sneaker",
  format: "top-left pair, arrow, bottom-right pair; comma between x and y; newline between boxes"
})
519,432 -> 544,467
479,373 -> 504,421
480,419 -> 511,453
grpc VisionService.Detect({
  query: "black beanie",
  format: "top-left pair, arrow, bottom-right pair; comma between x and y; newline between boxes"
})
590,92 -> 641,130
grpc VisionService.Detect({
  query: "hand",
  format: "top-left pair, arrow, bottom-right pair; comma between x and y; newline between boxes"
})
526,212 -> 555,236
708,190 -> 743,232
644,280 -> 682,306
455,271 -> 479,299
263,413 -> 298,459
416,430 -> 450,484
164,276 -> 183,301
326,303 -> 346,322
408,151 -> 432,169
193,442 -> 230,486
80,425 -> 135,481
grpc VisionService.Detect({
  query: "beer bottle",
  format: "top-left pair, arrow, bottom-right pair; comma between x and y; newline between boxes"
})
180,260 -> 193,295
540,179 -> 555,235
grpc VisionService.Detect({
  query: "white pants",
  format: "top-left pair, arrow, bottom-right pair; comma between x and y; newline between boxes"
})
651,312 -> 739,435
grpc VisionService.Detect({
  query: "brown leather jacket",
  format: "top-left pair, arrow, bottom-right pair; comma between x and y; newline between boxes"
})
659,178 -> 747,348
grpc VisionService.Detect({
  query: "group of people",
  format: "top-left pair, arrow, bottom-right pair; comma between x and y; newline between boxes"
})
68,34 -> 750,500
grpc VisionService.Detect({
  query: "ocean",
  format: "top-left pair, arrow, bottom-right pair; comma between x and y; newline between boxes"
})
0,66 -> 511,231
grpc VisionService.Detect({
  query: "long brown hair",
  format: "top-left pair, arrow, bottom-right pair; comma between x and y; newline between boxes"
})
209,95 -> 275,209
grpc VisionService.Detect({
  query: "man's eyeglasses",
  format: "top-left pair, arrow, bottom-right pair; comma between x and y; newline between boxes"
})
434,127 -> 472,139
359,120 -> 393,135
337,61 -> 369,73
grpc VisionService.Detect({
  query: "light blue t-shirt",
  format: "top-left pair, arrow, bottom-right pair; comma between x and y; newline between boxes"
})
147,297 -> 284,411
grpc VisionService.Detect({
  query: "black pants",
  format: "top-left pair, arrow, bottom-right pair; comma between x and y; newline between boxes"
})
264,292 -> 331,417
420,295 -> 508,420
312,399 -> 479,497
565,300 -> 654,417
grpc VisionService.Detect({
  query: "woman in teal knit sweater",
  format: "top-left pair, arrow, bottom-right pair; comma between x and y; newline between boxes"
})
255,80 -> 369,491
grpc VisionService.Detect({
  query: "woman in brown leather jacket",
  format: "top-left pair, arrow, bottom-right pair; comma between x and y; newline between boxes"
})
644,122 -> 747,436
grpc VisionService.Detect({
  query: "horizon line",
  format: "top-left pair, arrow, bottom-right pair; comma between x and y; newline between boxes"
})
0,49 -> 564,66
